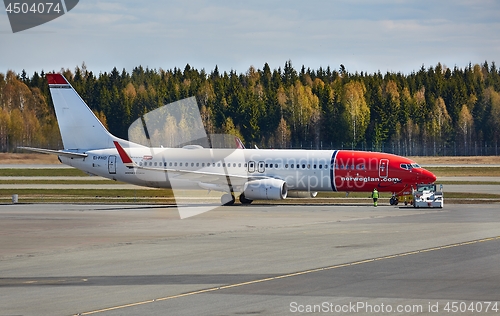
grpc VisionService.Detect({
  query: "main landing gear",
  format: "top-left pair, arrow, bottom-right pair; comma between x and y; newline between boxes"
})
220,193 -> 254,205
239,193 -> 253,205
221,193 -> 235,206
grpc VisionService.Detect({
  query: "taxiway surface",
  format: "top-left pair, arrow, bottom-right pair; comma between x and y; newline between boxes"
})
1,203 -> 499,315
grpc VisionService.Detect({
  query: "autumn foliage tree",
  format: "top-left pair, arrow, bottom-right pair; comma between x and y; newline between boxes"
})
1,60 -> 500,155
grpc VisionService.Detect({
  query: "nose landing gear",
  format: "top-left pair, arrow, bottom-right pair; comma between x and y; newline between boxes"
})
389,194 -> 399,206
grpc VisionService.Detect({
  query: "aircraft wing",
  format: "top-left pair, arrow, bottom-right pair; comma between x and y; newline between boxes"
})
113,141 -> 268,187
140,166 -> 267,186
18,146 -> 88,158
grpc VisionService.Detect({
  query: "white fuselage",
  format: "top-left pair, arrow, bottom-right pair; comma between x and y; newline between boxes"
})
62,147 -> 336,192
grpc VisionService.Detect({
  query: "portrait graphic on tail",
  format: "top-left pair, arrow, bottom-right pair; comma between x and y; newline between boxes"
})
4,0 -> 79,33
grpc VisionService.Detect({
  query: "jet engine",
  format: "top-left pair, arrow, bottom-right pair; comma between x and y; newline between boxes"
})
286,191 -> 318,198
243,179 -> 287,200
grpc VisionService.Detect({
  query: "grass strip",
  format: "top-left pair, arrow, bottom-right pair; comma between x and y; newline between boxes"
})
0,180 -> 122,185
0,169 -> 88,176
0,188 -> 174,197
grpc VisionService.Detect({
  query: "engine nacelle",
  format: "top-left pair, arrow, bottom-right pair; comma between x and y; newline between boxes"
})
243,179 -> 287,200
287,191 -> 318,198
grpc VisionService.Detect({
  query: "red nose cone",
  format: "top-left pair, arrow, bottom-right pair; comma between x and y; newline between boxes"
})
424,169 -> 437,183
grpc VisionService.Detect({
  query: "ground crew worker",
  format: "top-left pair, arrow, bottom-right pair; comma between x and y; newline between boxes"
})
371,188 -> 379,207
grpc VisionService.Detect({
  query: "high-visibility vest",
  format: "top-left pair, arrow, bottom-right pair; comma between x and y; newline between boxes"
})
372,190 -> 379,198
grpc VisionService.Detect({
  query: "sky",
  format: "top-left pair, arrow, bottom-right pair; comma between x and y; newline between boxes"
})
1,0 -> 500,76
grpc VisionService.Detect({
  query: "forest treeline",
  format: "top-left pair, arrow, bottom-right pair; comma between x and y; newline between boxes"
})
1,60 -> 500,155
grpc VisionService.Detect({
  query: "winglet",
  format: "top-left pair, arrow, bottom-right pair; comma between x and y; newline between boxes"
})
114,141 -> 135,168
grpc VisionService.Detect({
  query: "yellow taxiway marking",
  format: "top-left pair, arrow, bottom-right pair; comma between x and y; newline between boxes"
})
75,235 -> 500,316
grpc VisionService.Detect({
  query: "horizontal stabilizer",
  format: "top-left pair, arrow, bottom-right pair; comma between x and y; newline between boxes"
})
18,146 -> 88,158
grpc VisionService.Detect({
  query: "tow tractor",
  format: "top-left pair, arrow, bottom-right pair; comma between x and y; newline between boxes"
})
412,183 -> 443,208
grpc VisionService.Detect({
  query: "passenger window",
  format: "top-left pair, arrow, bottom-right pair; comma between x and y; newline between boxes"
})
285,164 -> 288,168
238,163 -> 241,167
319,165 -> 322,169
275,164 -> 278,168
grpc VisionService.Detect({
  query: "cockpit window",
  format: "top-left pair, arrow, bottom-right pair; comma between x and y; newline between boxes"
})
401,163 -> 421,170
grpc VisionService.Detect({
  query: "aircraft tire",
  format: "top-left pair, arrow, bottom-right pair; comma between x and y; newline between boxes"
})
239,194 -> 253,205
389,197 -> 399,206
221,194 -> 235,206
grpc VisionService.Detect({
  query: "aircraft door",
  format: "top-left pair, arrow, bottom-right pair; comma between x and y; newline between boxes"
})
248,161 -> 255,173
379,159 -> 389,178
257,161 -> 265,173
108,155 -> 117,174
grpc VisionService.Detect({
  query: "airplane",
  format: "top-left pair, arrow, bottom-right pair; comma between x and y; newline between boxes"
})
20,73 -> 437,207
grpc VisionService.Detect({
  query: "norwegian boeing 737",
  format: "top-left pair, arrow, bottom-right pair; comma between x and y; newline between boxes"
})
21,74 -> 436,206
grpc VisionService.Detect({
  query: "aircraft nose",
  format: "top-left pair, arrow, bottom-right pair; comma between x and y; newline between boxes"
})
422,168 -> 437,183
